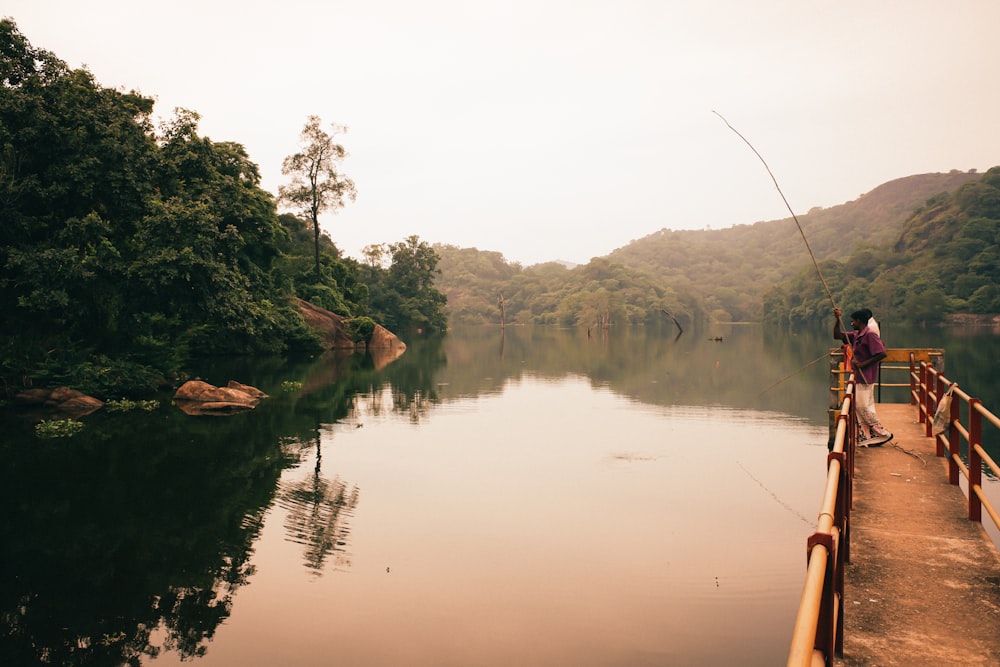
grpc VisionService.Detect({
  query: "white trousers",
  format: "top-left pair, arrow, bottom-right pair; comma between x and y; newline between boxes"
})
855,383 -> 885,431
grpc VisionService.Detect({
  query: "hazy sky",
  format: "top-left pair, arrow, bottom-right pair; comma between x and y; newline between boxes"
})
6,1 -> 999,265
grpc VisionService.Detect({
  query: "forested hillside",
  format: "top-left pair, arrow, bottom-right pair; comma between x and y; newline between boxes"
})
607,170 -> 984,322
765,167 -> 1000,327
435,169 -> 993,328
434,247 -> 705,328
0,20 -> 446,397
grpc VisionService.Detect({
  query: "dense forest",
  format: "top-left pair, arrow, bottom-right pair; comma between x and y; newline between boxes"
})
764,168 -> 1000,327
0,20 -> 447,397
434,248 -> 705,329
435,168 -> 999,329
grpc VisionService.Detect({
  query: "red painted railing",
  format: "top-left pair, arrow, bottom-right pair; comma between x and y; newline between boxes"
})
789,349 -> 964,667
915,361 -> 1000,529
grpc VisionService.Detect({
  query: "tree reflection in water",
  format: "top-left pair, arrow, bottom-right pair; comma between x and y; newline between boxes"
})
278,434 -> 360,574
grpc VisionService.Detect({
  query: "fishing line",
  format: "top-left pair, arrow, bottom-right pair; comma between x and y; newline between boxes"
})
736,460 -> 812,525
756,352 -> 829,397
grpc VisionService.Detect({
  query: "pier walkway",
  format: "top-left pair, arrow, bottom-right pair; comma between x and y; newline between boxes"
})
835,403 -> 1000,666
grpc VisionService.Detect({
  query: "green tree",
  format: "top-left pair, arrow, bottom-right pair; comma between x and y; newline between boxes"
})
278,116 -> 357,283
0,20 -> 329,392
369,236 -> 448,333
0,19 -> 158,377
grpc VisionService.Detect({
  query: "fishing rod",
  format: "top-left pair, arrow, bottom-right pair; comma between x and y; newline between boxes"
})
712,111 -> 839,313
713,111 -> 869,384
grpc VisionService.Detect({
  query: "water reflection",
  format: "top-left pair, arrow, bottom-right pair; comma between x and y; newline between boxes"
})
0,407 -> 279,666
2,323 -> 998,666
278,435 -> 360,574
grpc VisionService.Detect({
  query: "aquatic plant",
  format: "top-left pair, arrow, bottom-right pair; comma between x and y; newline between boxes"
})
35,419 -> 85,439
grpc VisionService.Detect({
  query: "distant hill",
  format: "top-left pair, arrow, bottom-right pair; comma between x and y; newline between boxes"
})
435,169 -> 992,327
761,167 -> 1000,326
605,170 -> 984,320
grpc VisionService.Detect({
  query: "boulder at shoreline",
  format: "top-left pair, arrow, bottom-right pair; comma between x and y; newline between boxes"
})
15,387 -> 104,417
173,380 -> 268,416
295,297 -> 407,353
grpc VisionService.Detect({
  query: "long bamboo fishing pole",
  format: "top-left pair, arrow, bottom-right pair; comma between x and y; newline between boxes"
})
713,111 -> 868,383
712,111 -> 839,312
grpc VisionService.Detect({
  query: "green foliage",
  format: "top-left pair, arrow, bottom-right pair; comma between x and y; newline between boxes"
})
0,21 -> 366,395
345,317 -> 377,344
35,418 -> 85,439
368,236 -> 449,333
296,283 -> 352,316
435,168 -> 998,331
612,171 -> 984,321
62,355 -> 168,398
105,398 -> 160,413
271,214 -> 369,318
763,166 -> 1000,327
434,246 -> 705,328
280,380 -> 304,392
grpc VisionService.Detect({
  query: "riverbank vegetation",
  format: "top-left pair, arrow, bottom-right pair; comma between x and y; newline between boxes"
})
0,20 -> 446,397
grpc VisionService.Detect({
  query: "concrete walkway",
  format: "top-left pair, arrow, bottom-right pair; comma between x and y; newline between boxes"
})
835,403 -> 1000,666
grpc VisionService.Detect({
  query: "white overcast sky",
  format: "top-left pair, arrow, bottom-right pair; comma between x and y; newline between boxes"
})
6,1 -> 999,265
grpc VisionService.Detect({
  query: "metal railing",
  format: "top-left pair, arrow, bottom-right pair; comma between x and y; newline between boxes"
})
787,377 -> 857,667
827,348 -> 944,447
914,361 -> 1000,530
789,348 -> 946,667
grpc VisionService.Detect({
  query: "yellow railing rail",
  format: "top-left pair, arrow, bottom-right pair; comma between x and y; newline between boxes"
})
787,381 -> 855,667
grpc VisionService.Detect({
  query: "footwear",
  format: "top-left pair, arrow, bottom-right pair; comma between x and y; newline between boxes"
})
857,430 -> 869,447
867,432 -> 893,447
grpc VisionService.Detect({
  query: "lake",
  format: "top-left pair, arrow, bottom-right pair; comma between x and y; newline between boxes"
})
2,322 -> 998,666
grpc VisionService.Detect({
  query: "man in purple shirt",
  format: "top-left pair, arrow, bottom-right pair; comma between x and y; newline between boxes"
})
834,307 -> 892,446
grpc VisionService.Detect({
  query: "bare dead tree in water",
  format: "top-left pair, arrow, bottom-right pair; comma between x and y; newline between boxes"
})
662,309 -> 684,341
497,291 -> 506,330
661,310 -> 683,333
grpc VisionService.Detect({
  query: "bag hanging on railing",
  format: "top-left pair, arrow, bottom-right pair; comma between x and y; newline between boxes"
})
932,383 -> 956,435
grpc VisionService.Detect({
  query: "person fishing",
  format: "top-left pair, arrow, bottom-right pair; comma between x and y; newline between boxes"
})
833,307 -> 892,446
715,111 -> 890,448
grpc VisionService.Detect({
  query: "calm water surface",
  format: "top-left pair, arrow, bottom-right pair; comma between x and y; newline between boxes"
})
2,323 -> 998,666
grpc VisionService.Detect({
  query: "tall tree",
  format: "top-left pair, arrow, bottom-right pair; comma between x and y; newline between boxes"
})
279,116 -> 357,282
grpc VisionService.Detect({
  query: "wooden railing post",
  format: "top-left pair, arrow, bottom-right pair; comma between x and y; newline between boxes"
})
969,399 -> 983,522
